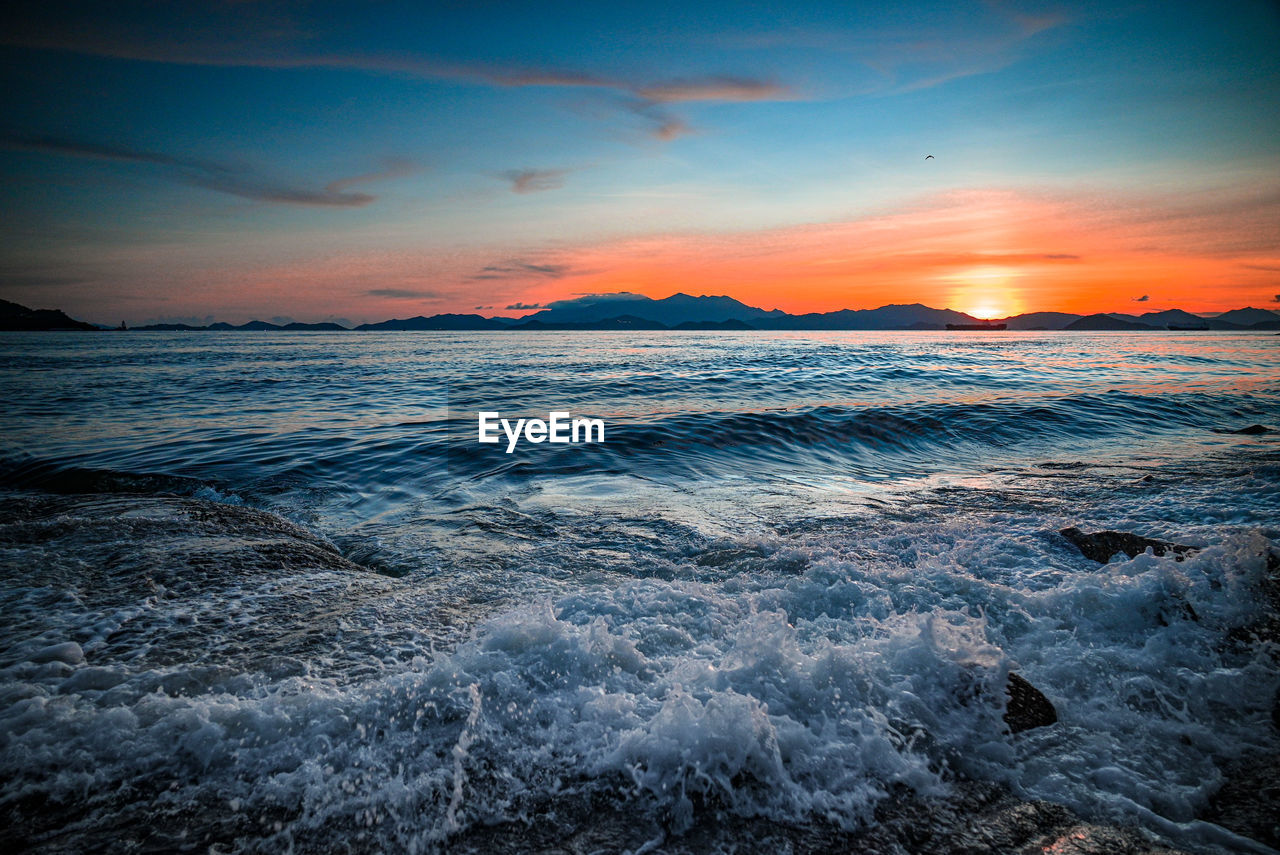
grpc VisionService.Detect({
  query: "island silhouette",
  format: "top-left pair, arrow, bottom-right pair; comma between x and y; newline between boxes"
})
4,295 -> 1279,332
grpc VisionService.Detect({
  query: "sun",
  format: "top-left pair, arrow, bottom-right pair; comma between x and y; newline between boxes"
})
943,266 -> 1024,319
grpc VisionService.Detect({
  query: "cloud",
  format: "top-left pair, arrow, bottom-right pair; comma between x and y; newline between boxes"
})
470,260 -> 575,281
2,133 -> 411,207
622,100 -> 697,141
1132,294 -> 1149,302
635,77 -> 792,104
188,176 -> 375,207
1273,294 -> 1280,303
1,23 -> 795,107
474,70 -> 789,141
3,133 -> 229,174
365,288 -> 438,299
716,4 -> 1067,96
505,301 -> 549,310
0,9 -> 795,144
0,9 -> 796,99
648,115 -> 694,141
326,157 -> 419,193
500,168 -> 568,194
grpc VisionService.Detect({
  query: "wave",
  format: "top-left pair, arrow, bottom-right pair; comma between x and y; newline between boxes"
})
444,388 -> 1278,483
4,383 -> 1275,507
2,488 -> 1276,852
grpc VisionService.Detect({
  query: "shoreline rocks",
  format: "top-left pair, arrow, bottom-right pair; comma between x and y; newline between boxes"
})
1004,672 -> 1057,733
1059,526 -> 1196,563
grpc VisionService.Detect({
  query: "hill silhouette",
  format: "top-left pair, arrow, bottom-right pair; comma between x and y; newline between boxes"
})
5,296 -> 1280,333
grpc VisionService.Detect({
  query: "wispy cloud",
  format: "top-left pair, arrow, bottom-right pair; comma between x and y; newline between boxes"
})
471,259 -> 576,281
621,100 -> 697,141
0,12 -> 794,143
1132,294 -> 1149,302
2,133 -> 413,207
0,13 -> 793,101
499,168 -> 569,194
3,134 -> 228,174
364,288 -> 438,299
716,4 -> 1068,96
505,301 -> 549,310
401,67 -> 793,142
327,157 -> 418,192
635,76 -> 792,104
188,176 -> 376,207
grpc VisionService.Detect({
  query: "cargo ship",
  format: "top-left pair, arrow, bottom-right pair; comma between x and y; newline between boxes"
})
945,322 -> 1007,330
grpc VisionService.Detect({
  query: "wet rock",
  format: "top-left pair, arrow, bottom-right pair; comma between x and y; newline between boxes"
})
452,780 -> 1191,854
1005,672 -> 1057,733
1202,755 -> 1280,849
0,493 -> 365,604
0,493 -> 388,673
1226,548 -> 1280,647
1059,526 -> 1196,563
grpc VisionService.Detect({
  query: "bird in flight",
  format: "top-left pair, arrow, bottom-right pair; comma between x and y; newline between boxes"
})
925,155 -> 934,159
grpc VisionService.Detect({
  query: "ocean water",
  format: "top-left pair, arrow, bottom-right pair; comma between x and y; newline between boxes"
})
1,330 -> 1278,852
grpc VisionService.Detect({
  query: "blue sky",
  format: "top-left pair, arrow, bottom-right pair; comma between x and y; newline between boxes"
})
1,0 -> 1278,323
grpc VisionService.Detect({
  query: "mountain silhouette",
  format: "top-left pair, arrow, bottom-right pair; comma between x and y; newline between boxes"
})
6,297 -> 1280,333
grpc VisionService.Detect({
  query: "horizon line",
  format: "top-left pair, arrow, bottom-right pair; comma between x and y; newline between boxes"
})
7,294 -> 1277,329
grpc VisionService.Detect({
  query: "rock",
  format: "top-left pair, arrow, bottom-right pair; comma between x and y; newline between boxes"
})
1005,672 -> 1057,733
1059,526 -> 1196,563
0,493 -> 366,603
1202,755 -> 1280,849
0,493 -> 384,675
451,780 -> 1192,854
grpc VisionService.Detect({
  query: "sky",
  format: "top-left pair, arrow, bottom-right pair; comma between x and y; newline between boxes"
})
1,0 -> 1278,324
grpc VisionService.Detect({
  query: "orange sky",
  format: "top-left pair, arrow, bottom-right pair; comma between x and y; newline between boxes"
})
505,188 -> 1276,318
336,185 -> 1280,320
34,183 -> 1279,324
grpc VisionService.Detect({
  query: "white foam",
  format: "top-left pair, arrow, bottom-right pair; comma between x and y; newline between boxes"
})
1,477 -> 1277,851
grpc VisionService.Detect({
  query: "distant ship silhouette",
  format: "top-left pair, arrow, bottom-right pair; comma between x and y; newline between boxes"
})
946,321 -> 1007,330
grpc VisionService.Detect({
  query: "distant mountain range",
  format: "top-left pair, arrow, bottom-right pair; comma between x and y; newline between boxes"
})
0,298 -> 98,331
4,294 -> 1280,332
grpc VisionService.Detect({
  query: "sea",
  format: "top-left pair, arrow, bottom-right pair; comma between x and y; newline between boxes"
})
1,330 -> 1277,853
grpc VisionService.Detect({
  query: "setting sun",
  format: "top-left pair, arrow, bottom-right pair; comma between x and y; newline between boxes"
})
943,266 -> 1023,320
